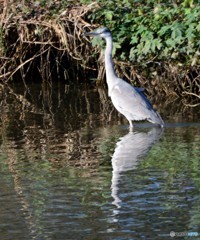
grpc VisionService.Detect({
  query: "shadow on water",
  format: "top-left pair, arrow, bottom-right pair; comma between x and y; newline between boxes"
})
0,81 -> 200,239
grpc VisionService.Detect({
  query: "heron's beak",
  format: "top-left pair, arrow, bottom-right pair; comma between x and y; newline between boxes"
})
82,30 -> 98,37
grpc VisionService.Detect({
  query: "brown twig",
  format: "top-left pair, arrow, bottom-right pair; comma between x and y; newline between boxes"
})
182,91 -> 200,99
0,47 -> 50,81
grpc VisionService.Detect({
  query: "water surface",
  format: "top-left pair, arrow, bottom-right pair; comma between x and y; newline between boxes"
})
0,82 -> 200,240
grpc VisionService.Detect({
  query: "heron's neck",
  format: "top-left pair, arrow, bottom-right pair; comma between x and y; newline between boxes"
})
105,36 -> 117,91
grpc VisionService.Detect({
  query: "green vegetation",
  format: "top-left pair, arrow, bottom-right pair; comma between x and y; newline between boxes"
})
84,0 -> 200,103
86,0 -> 200,66
0,0 -> 199,103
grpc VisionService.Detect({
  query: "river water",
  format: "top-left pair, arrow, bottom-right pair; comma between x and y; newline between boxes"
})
0,82 -> 200,240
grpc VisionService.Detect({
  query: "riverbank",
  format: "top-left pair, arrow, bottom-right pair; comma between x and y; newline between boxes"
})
0,1 -> 199,104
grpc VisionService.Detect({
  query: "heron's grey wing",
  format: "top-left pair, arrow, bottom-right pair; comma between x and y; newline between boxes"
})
110,79 -> 161,123
135,87 -> 154,110
135,88 -> 164,126
131,87 -> 154,111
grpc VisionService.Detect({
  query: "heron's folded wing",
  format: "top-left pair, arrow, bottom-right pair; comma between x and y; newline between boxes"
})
111,80 -> 153,111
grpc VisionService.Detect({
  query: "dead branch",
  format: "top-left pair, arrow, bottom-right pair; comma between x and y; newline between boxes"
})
0,47 -> 50,81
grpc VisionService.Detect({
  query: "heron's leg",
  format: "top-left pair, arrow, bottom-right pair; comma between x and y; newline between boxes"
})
129,120 -> 133,131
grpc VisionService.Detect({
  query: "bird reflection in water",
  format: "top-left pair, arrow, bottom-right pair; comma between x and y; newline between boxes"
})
111,127 -> 163,208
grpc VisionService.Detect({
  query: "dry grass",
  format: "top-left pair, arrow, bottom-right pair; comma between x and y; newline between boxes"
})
0,2 -> 98,81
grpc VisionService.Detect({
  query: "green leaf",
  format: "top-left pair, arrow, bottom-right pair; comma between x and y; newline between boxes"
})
91,37 -> 104,48
143,41 -> 151,54
105,11 -> 113,21
158,26 -> 172,36
130,36 -> 138,44
174,36 -> 184,44
151,39 -> 162,52
171,28 -> 182,39
136,26 -> 148,35
196,23 -> 200,31
112,42 -> 121,55
166,39 -> 176,48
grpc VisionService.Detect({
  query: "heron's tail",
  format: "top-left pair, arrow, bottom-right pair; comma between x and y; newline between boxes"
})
148,110 -> 164,128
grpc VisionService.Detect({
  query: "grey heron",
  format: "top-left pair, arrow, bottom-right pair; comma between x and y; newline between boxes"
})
83,27 -> 164,129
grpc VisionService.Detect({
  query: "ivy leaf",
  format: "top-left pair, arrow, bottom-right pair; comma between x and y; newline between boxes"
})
166,39 -> 176,48
129,47 -> 138,61
158,25 -> 171,36
143,41 -> 151,54
196,23 -> 200,31
105,11 -> 113,21
112,42 -> 121,55
91,37 -> 104,48
130,36 -> 138,44
151,39 -> 162,52
175,36 -> 184,44
171,28 -> 182,39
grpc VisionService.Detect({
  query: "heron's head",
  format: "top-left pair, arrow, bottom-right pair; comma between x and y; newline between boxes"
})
82,27 -> 111,39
